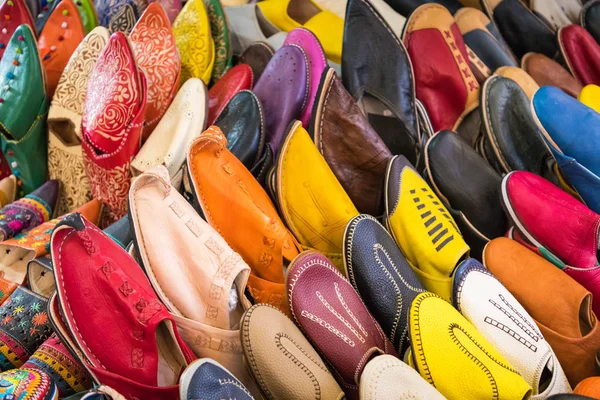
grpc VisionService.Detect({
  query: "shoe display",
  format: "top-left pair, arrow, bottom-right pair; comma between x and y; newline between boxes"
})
522,52 -> 583,98
581,0 -> 600,45
207,64 -> 253,126
559,24 -> 600,86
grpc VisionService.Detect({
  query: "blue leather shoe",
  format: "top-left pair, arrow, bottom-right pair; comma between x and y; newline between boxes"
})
179,359 -> 254,400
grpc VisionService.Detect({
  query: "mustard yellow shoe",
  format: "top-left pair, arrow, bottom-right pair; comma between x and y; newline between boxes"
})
384,155 -> 469,302
173,0 -> 215,85
257,0 -> 343,63
0,175 -> 16,207
409,292 -> 533,400
275,120 -> 359,272
579,84 -> 600,113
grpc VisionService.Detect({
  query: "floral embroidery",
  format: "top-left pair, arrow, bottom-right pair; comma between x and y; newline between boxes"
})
205,0 -> 230,83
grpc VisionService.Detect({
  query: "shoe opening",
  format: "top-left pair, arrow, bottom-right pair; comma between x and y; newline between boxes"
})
155,320 -> 187,387
48,119 -> 81,146
580,293 -> 594,336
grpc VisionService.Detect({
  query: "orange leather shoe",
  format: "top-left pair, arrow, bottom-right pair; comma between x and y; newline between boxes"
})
575,377 -> 600,397
0,0 -> 35,60
187,126 -> 300,314
38,0 -> 86,98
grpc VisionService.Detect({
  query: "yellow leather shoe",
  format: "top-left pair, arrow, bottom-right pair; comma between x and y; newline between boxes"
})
385,155 -> 469,302
409,292 -> 533,400
257,0 -> 343,63
173,0 -> 215,85
579,84 -> 600,113
275,120 -> 359,272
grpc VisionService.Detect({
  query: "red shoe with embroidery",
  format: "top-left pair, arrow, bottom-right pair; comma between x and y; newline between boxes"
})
0,0 -> 35,60
207,64 -> 253,126
50,213 -> 196,400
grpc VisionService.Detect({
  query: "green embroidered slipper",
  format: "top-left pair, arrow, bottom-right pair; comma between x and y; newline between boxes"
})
205,0 -> 232,84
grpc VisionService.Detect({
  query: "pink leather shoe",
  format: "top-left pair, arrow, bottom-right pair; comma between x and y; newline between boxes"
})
501,170 -> 600,315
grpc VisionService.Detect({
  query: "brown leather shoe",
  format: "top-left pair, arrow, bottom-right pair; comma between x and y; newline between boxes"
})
522,52 -> 583,98
483,238 -> 600,386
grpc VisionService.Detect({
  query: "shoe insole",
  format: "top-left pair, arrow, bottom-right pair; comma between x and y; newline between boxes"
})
287,0 -> 320,25
0,246 -> 30,284
49,119 -> 81,147
580,294 -> 594,336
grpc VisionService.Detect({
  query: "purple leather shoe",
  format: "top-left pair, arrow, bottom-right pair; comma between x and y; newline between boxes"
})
253,44 -> 308,154
283,28 -> 327,128
286,250 -> 397,400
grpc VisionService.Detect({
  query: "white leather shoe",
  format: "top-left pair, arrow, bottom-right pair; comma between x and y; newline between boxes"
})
529,0 -> 581,29
453,258 -> 572,399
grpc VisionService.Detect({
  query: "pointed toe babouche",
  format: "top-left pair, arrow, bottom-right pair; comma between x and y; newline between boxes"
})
48,26 -> 109,216
74,0 -> 97,34
0,25 -> 48,196
579,84 -> 600,114
95,0 -> 147,34
0,0 -> 35,61
81,31 -> 146,225
559,24 -> 600,86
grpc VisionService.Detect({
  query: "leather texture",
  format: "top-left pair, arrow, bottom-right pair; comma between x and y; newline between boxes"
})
0,25 -> 48,196
131,78 -> 208,190
385,155 -> 469,302
0,0 -> 35,61
403,4 -> 479,133
409,292 -> 532,400
0,369 -> 57,399
253,44 -> 308,154
575,377 -> 600,398
128,165 -> 259,397
484,238 -> 600,386
240,303 -> 344,400
481,0 -> 558,60
224,4 -> 286,57
548,396 -> 595,400
75,0 -> 97,34
206,0 -> 232,84
453,258 -> 571,398
532,86 -> 600,213
179,359 -> 253,400
581,0 -> 600,45
343,0 -> 419,159
239,42 -> 274,81
359,355 -> 445,400
187,126 -> 299,314
310,68 -> 392,216
522,52 -> 583,98
344,214 -> 425,355
480,75 -> 556,183
207,64 -> 253,126
425,130 -> 506,259
530,0 -> 581,29
560,24 -> 600,86
383,0 -> 462,16
50,213 -> 196,400
287,251 -> 396,400
494,65 -> 539,100
214,90 -> 265,171
276,121 -> 359,272
579,84 -> 600,113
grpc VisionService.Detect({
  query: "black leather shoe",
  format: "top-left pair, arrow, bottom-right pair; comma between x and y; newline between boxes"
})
424,130 -> 507,259
479,75 -> 557,184
343,214 -> 425,355
342,0 -> 420,164
481,0 -> 558,60
582,0 -> 600,45
215,90 -> 266,172
180,359 -> 253,400
383,0 -> 462,16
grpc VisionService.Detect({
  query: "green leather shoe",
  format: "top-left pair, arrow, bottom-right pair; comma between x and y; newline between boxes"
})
205,0 -> 232,84
0,24 -> 48,196
75,0 -> 98,33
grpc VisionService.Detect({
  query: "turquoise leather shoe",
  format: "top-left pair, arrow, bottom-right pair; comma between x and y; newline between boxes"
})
0,24 -> 48,196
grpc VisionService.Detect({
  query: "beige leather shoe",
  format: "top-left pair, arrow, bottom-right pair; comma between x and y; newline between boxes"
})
240,303 -> 344,400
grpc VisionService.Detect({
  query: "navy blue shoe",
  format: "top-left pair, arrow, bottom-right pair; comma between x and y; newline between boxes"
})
180,359 -> 254,400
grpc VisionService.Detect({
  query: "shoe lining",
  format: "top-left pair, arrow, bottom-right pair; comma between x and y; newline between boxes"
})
48,119 -> 81,147
580,294 -> 594,336
156,320 -> 187,387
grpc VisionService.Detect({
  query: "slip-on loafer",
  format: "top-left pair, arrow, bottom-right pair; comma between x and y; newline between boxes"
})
239,42 -> 274,81
484,238 -> 600,386
0,0 -> 35,60
82,32 -> 146,226
581,0 -> 600,45
360,355 -> 445,400
530,0 -> 581,29
283,28 -> 326,127
96,0 -> 146,34
343,214 -> 425,355
180,359 -> 253,400
50,212 -> 196,399
501,170 -> 600,318
240,304 -> 343,400
207,64 -> 253,126
579,84 -> 600,113
286,251 -> 396,400
425,130 -> 506,258
0,175 -> 15,208
494,65 -> 540,99
409,292 -> 532,399
343,0 -> 419,160
131,78 -> 208,190
173,0 -> 214,85
0,369 -> 57,399
453,258 -> 571,398
481,0 -> 558,60
559,24 -> 600,86
310,68 -> 392,216
48,27 -> 109,216
480,75 -> 556,183
129,2 -> 180,140
275,121 -> 359,272
383,0 -> 462,16
403,4 -> 480,143
38,0 -> 86,98
187,127 -> 299,314
454,6 -> 516,81
21,333 -> 92,397
0,25 -> 48,196
522,52 -> 583,98
253,45 -> 308,153
384,155 -> 469,302
214,90 -> 265,172
205,0 -> 232,84
532,86 -> 600,212
128,165 -> 259,397
36,0 -> 60,34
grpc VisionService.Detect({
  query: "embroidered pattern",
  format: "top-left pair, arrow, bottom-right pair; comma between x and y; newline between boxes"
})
410,187 -> 459,252
0,194 -> 52,242
0,369 -> 54,399
48,142 -> 92,216
205,0 -> 230,83
442,28 -> 479,93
